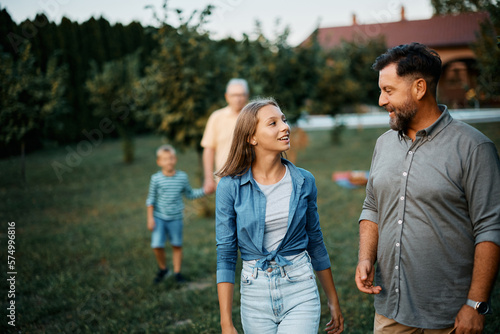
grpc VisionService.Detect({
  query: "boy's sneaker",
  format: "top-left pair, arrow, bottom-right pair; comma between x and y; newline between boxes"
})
154,268 -> 169,284
174,273 -> 186,283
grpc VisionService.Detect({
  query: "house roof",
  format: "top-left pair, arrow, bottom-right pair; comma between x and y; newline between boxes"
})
303,11 -> 490,49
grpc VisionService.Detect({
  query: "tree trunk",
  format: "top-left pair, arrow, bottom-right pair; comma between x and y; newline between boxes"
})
118,126 -> 134,164
21,141 -> 26,184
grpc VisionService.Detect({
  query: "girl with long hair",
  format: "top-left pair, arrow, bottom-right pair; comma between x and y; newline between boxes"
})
215,98 -> 344,334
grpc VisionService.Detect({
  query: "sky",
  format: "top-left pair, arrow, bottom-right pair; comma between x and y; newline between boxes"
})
1,0 -> 435,45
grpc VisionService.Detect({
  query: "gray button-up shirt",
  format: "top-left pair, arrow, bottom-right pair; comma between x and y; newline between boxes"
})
360,105 -> 500,328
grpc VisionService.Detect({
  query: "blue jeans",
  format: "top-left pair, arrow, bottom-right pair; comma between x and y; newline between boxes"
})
240,251 -> 321,334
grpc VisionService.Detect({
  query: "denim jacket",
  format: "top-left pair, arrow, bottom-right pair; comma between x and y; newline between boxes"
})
216,159 -> 331,284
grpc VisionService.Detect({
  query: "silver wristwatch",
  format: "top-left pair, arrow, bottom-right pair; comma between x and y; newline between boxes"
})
466,299 -> 490,315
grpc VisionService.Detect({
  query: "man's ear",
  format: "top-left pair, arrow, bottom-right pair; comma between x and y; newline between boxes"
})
413,78 -> 427,101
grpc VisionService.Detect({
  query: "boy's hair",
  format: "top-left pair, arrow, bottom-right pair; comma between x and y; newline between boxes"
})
372,42 -> 442,97
156,144 -> 176,157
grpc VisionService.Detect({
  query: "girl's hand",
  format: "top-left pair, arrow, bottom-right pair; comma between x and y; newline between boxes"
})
324,303 -> 344,334
221,324 -> 238,334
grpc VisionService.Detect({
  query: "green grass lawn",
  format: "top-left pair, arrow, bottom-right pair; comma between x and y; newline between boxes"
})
1,122 -> 499,333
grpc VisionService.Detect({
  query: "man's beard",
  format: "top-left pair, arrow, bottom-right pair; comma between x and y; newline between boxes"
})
387,98 -> 418,132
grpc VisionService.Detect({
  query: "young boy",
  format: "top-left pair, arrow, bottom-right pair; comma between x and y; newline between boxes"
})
146,144 -> 209,284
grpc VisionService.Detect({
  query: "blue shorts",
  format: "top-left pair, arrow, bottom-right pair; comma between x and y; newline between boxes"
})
150,217 -> 183,248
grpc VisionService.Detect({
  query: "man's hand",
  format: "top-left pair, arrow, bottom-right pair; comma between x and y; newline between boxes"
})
355,259 -> 382,294
203,177 -> 216,194
454,304 -> 485,334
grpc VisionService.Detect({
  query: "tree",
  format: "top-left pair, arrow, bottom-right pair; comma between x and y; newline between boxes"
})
243,22 -> 323,123
85,51 -> 143,163
141,4 -> 227,152
309,37 -> 386,115
0,8 -> 158,152
471,3 -> 500,106
430,0 -> 496,14
430,0 -> 500,106
310,55 -> 361,115
0,42 -> 68,182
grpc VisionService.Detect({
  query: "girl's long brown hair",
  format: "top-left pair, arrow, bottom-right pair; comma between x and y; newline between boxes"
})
215,98 -> 281,178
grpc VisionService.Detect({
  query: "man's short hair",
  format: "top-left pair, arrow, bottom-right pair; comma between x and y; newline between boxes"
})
226,78 -> 249,95
372,43 -> 442,97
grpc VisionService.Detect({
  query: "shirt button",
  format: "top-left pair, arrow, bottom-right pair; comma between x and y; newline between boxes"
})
396,243 -> 400,247
395,266 -> 399,270
403,172 -> 408,176
400,196 -> 405,201
398,220 -> 403,224
395,288 -> 399,293
408,151 -> 413,155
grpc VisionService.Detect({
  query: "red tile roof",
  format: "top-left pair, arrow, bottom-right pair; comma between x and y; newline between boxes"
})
304,12 -> 490,49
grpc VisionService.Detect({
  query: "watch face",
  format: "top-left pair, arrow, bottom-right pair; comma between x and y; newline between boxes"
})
477,302 -> 489,314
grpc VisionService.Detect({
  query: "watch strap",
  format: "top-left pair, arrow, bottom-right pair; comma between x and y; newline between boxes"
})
466,298 -> 478,309
466,299 -> 491,315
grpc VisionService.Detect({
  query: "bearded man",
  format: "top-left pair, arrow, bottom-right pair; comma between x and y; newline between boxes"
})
355,42 -> 500,334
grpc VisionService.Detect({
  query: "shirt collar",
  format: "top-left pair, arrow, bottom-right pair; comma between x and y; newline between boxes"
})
419,104 -> 452,141
240,167 -> 252,185
398,104 -> 452,141
239,158 -> 302,186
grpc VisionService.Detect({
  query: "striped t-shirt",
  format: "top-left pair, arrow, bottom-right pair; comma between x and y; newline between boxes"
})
146,170 -> 205,220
